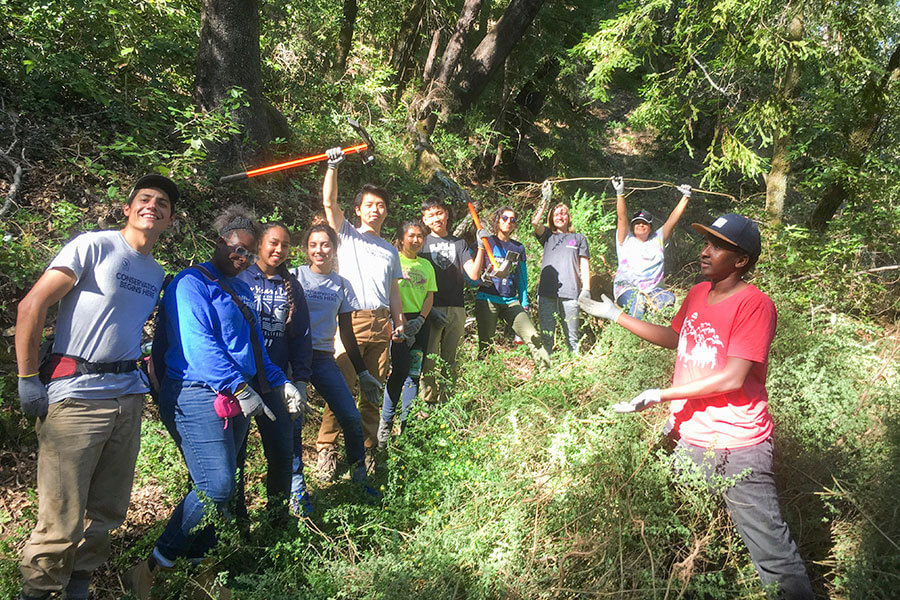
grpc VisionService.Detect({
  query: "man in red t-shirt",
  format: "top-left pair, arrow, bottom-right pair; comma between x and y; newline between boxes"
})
579,213 -> 813,599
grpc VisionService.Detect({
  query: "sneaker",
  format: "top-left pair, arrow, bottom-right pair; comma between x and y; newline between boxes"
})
376,419 -> 392,451
350,461 -> 383,500
289,491 -> 313,517
316,446 -> 338,482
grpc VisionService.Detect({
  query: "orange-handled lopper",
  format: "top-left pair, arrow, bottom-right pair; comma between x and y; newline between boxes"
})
467,202 -> 500,270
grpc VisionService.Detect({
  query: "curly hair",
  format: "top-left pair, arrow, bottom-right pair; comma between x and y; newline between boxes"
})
214,205 -> 260,240
490,206 -> 517,234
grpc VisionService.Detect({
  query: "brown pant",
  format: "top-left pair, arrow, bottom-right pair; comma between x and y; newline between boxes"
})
420,305 -> 467,405
20,394 -> 143,596
316,309 -> 391,451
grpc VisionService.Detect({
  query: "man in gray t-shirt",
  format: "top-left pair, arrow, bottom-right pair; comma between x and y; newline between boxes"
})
15,175 -> 177,600
315,147 -> 404,479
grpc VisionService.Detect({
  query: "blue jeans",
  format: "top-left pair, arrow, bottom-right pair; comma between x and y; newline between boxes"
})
292,352 -> 366,499
677,438 -> 814,599
235,386 -> 292,517
155,378 -> 249,563
616,287 -> 675,320
538,295 -> 580,354
381,312 -> 430,424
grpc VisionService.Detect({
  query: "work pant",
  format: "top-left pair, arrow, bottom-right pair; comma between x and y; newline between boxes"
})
381,311 -> 431,423
616,287 -> 675,320
474,298 -> 550,369
420,305 -> 466,405
154,379 -> 249,563
293,351 -> 367,497
677,438 -> 814,599
235,386 -> 292,518
538,295 -> 580,355
20,395 -> 143,596
317,308 -> 391,451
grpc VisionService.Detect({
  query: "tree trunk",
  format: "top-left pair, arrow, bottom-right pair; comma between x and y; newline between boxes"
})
764,14 -> 803,226
433,0 -> 484,88
334,0 -> 358,75
390,0 -> 426,95
450,0 -> 545,112
195,0 -> 273,168
422,28 -> 444,83
808,42 -> 899,232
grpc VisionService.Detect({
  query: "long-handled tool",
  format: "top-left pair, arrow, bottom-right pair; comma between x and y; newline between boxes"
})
467,202 -> 516,281
219,118 -> 375,184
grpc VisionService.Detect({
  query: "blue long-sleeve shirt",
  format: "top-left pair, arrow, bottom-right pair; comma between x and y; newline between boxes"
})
475,236 -> 529,307
236,264 -> 312,382
161,262 -> 288,393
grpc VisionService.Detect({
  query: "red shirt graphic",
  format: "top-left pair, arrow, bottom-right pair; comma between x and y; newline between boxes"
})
668,282 -> 776,449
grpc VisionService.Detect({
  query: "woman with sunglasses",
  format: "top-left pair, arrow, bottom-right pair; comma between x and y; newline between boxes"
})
291,223 -> 378,510
611,176 -> 691,319
474,207 -> 550,370
129,207 -> 304,598
233,222 -> 312,521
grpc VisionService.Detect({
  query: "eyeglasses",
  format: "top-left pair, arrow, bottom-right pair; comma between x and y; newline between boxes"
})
226,244 -> 257,263
500,215 -> 517,223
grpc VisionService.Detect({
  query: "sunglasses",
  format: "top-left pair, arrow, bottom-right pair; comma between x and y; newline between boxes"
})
500,215 -> 517,223
225,242 -> 257,263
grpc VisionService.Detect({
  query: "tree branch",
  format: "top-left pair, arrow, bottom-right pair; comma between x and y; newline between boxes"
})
691,55 -> 730,96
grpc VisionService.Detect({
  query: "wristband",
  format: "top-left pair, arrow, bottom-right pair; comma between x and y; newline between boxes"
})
18,372 -> 40,378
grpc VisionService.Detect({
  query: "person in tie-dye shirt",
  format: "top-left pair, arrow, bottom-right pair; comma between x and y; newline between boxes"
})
611,176 -> 691,319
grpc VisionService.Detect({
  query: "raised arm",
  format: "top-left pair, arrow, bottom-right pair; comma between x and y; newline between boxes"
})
532,180 -> 552,237
612,176 -> 628,245
660,184 -> 691,242
322,148 -> 345,232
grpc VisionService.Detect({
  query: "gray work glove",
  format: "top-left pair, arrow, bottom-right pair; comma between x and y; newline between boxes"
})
18,374 -> 49,418
613,388 -> 661,413
282,381 -> 308,421
235,384 -> 276,421
611,176 -> 625,196
578,288 -> 592,303
677,183 -> 692,198
358,370 -> 382,406
578,293 -> 623,323
326,147 -> 345,169
404,315 -> 425,337
476,228 -> 491,245
429,308 -> 449,329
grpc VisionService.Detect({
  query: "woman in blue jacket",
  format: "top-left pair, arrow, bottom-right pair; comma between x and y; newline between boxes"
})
128,207 -> 303,598
234,222 -> 312,521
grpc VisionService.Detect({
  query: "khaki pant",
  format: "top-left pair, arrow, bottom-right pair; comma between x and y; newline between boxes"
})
20,395 -> 143,596
316,309 -> 391,451
420,305 -> 466,404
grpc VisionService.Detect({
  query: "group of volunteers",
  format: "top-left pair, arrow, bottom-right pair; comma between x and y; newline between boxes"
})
14,152 -> 814,599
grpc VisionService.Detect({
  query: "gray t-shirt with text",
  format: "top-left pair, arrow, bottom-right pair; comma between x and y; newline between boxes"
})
292,266 -> 360,353
46,230 -> 164,403
336,220 -> 402,311
535,230 -> 590,299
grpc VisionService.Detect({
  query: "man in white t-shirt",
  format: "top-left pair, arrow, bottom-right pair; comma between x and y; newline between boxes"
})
315,148 -> 404,478
15,175 -> 177,600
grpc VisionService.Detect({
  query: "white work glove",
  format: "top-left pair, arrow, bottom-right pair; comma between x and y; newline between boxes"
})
18,374 -> 49,418
577,288 -> 592,302
282,381 -> 308,421
541,179 -> 553,203
611,176 -> 625,196
404,315 -> 425,337
578,292 -> 623,322
235,384 -> 276,421
613,388 -> 662,413
429,308 -> 449,329
326,147 -> 345,169
677,183 -> 692,198
358,370 -> 383,406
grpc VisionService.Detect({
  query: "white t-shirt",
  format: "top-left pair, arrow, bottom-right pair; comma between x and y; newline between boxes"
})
292,266 -> 360,353
613,231 -> 666,300
45,230 -> 164,403
335,220 -> 402,310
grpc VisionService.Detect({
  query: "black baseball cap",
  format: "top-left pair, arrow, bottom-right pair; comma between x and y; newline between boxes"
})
128,174 -> 180,206
691,213 -> 761,258
631,210 -> 653,225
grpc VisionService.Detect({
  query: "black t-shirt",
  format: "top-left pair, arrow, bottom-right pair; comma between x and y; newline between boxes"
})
419,233 -> 470,307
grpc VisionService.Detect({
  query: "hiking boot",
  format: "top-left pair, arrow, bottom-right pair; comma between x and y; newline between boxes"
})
364,447 -> 385,475
124,557 -> 170,600
316,445 -> 338,482
186,564 -> 231,600
376,418 -> 392,451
